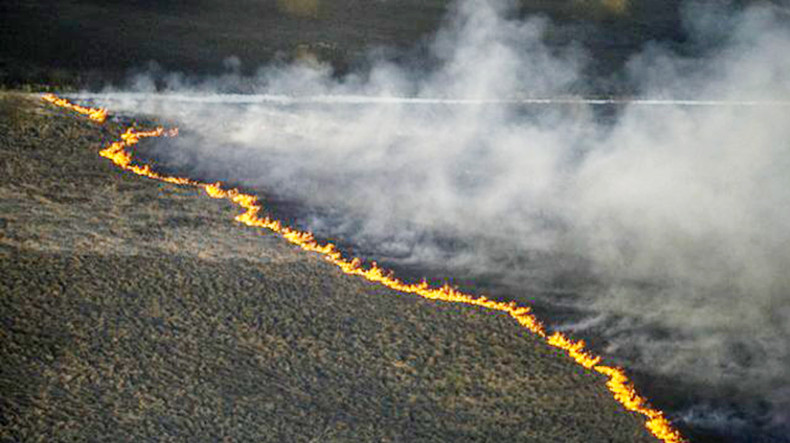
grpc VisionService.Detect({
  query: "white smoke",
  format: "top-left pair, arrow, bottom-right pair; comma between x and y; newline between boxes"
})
82,0 -> 790,439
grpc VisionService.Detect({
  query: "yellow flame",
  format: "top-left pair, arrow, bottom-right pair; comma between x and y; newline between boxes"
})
547,332 -> 602,369
42,93 -> 108,122
42,94 -> 685,443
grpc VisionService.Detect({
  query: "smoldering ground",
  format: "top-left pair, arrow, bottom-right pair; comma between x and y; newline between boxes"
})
79,0 -> 790,440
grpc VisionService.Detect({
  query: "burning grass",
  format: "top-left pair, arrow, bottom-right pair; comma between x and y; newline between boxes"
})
2,92 -> 658,441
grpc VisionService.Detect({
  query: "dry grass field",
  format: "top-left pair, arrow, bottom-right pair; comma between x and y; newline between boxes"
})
0,93 -> 657,441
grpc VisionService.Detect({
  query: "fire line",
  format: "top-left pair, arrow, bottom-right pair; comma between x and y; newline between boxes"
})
42,94 -> 685,443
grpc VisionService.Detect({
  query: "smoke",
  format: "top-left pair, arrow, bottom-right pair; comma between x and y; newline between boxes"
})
85,0 -> 790,439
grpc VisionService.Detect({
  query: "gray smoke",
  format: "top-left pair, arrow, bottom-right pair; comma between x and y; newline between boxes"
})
85,0 -> 790,439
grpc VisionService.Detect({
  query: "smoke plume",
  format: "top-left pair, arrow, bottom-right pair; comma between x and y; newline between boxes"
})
86,0 -> 790,440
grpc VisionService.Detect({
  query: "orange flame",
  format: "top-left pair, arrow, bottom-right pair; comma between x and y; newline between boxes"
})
42,94 -> 685,443
41,93 -> 108,122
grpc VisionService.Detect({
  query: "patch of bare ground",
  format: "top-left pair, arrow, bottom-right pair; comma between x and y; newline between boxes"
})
0,93 -> 655,441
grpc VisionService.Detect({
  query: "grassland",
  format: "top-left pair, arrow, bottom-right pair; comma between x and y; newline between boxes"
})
0,93 -> 659,441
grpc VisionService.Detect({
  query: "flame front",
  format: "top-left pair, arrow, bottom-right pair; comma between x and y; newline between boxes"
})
42,93 -> 108,122
43,94 -> 685,443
